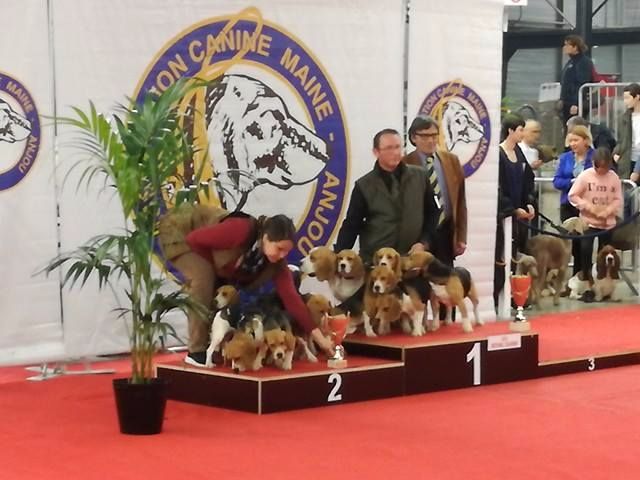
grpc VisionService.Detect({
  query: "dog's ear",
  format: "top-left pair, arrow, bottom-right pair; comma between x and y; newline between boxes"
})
351,254 -> 365,279
223,329 -> 236,345
400,255 -> 411,273
372,249 -> 381,266
595,254 -> 606,280
388,268 -> 398,289
612,252 -> 621,280
315,250 -> 337,281
285,332 -> 296,351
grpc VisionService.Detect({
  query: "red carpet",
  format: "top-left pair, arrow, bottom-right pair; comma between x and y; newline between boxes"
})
1,362 -> 640,479
531,305 -> 640,362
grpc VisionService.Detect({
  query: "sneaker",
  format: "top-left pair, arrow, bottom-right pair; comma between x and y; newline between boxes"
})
184,351 -> 207,367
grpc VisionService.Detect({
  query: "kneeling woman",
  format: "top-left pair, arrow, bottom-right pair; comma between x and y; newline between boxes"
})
166,210 -> 334,367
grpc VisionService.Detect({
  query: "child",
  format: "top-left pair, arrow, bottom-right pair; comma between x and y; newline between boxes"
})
568,147 -> 623,285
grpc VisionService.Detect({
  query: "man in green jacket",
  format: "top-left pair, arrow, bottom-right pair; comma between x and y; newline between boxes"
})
335,128 -> 438,264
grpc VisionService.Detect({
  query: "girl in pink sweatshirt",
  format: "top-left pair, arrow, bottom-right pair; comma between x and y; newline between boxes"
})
568,147 -> 623,281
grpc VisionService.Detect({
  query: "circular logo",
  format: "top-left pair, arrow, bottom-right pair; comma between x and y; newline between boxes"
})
418,79 -> 490,177
135,8 -> 349,263
0,71 -> 41,191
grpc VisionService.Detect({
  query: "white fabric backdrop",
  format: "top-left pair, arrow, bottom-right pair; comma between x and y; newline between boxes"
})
53,0 -> 405,357
0,0 -> 505,364
0,1 -> 64,365
407,0 -> 505,321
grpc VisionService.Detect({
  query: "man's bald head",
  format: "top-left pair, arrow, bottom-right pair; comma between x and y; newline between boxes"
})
522,119 -> 542,146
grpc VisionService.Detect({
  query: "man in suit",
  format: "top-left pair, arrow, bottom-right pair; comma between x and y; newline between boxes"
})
403,115 -> 468,267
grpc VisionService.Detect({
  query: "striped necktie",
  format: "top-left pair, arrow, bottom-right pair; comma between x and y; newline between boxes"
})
425,155 -> 446,226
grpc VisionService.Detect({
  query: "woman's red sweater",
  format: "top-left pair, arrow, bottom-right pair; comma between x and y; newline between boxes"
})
186,217 -> 315,333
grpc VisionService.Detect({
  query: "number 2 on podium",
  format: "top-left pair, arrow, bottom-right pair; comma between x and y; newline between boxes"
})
466,342 -> 481,386
327,373 -> 343,402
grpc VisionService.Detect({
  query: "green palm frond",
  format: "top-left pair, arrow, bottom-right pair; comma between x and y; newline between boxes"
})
44,78 -> 223,383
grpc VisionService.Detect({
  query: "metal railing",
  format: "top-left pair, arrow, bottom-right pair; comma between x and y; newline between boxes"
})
578,82 -> 630,136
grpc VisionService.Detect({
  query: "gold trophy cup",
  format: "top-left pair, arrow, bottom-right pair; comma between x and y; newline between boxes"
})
327,313 -> 349,369
510,274 -> 532,332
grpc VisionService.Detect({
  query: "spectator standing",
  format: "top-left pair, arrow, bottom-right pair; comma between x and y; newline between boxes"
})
553,125 -> 594,276
559,35 -> 594,124
613,83 -> 640,182
494,113 -> 536,308
518,119 -> 544,171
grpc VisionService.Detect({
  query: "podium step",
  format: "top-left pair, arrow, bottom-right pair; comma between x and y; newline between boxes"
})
157,355 -> 404,414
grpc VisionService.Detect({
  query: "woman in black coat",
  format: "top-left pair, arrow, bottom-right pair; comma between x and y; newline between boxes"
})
494,113 -> 536,309
560,35 -> 594,123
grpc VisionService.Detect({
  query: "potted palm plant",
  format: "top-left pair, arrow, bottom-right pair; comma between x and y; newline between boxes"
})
42,78 -> 211,434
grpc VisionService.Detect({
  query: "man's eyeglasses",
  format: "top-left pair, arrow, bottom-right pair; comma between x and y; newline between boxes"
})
377,145 -> 402,152
414,132 -> 438,139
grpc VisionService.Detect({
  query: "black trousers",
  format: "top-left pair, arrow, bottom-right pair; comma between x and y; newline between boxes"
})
431,218 -> 455,321
580,228 -> 613,281
560,203 -> 582,276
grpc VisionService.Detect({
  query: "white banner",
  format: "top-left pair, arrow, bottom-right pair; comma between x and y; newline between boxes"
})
0,2 -> 65,365
53,0 -> 405,357
407,0 -> 505,321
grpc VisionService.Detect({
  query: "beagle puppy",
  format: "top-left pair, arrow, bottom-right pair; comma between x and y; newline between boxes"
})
303,293 -> 332,356
263,328 -> 297,370
206,285 -> 241,368
222,331 -> 266,373
300,247 -> 366,302
404,251 -> 482,333
592,245 -> 622,302
334,249 -> 367,302
300,246 -> 337,282
372,292 -> 403,335
373,247 -> 402,278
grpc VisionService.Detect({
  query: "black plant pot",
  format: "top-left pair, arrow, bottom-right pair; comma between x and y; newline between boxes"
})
112,377 -> 168,435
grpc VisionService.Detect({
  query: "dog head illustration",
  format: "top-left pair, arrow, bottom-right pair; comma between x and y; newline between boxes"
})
205,74 -> 329,209
0,99 -> 31,144
442,100 -> 483,151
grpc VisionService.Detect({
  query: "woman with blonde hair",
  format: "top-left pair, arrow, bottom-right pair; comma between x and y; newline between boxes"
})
553,125 -> 595,276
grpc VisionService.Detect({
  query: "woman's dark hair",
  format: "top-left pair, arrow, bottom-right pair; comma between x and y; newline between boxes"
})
592,147 -> 613,170
623,83 -> 640,99
564,34 -> 588,54
261,214 -> 296,242
500,113 -> 525,141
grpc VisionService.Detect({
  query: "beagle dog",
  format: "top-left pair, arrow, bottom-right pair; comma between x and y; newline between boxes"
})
373,247 -> 402,278
372,292 -> 403,335
334,249 -> 367,302
404,251 -> 482,333
263,328 -> 297,370
592,245 -> 622,302
300,247 -> 366,303
361,265 -> 397,336
300,246 -> 337,283
222,331 -> 266,373
373,247 -> 427,336
206,285 -> 241,368
303,293 -> 332,355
